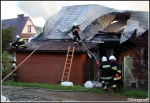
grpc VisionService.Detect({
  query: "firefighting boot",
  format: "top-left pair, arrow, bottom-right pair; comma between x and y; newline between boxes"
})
103,85 -> 107,90
79,42 -> 82,46
113,88 -> 117,93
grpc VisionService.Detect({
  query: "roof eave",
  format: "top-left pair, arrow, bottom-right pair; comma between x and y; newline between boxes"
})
8,49 -> 86,53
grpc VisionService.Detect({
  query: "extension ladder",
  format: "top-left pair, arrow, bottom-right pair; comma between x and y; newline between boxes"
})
61,46 -> 75,82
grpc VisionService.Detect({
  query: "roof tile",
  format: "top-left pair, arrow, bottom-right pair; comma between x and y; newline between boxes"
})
24,41 -> 97,52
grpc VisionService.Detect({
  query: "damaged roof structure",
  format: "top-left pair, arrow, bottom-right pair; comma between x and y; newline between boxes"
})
29,4 -> 148,51
41,4 -> 148,42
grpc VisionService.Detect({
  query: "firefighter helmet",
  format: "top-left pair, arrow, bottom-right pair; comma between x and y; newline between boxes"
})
73,23 -> 77,26
16,35 -> 20,38
109,55 -> 115,60
102,56 -> 107,61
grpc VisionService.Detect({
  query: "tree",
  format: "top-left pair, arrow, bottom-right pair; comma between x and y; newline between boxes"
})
121,30 -> 148,86
123,31 -> 148,69
2,51 -> 13,79
2,25 -> 17,53
35,26 -> 43,34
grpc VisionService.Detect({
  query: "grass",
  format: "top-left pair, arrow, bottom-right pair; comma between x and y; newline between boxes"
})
2,80 -> 87,91
117,89 -> 148,98
2,80 -> 148,98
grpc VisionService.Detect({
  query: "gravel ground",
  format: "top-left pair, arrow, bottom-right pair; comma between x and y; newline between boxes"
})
1,86 -> 140,102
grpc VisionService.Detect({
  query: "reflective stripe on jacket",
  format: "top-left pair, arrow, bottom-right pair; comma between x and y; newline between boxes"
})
111,66 -> 117,70
18,38 -> 24,42
99,61 -> 112,78
114,76 -> 121,80
100,76 -> 112,80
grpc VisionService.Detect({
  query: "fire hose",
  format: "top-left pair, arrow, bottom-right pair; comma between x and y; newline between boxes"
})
1,47 -> 39,82
81,40 -> 101,88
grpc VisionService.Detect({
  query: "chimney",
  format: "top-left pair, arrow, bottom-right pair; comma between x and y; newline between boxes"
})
17,14 -> 24,18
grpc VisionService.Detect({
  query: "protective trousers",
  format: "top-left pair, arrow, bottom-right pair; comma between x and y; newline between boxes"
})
100,77 -> 112,90
73,33 -> 82,45
111,77 -> 121,91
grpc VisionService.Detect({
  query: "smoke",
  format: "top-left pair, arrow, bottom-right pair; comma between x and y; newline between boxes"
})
16,1 -> 148,27
16,1 -> 62,21
113,1 -> 149,11
17,1 -> 148,20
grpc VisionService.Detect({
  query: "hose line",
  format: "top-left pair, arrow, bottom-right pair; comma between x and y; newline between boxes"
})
80,38 -> 101,88
1,47 -> 39,82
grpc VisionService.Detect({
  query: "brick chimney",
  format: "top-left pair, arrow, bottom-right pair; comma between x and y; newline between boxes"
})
17,14 -> 24,18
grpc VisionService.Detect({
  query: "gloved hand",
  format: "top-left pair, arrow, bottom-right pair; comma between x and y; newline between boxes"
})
96,62 -> 100,65
115,73 -> 119,77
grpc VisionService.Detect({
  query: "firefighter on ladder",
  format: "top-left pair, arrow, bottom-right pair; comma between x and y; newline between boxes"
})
72,23 -> 82,46
109,55 -> 122,92
98,56 -> 112,90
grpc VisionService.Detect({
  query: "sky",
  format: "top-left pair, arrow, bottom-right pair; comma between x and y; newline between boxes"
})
1,1 -> 149,27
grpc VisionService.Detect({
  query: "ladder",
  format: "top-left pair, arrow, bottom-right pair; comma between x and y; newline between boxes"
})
61,46 -> 75,82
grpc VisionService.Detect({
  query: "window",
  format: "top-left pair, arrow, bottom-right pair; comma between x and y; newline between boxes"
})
27,26 -> 31,32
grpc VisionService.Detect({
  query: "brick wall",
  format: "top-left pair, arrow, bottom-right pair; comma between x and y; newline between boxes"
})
16,52 -> 87,85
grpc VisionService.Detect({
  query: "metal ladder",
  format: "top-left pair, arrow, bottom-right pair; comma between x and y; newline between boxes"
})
61,46 -> 75,82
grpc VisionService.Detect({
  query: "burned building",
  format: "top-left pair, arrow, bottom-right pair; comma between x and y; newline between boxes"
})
10,4 -> 148,86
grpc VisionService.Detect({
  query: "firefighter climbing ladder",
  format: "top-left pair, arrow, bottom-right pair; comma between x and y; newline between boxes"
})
61,46 -> 75,82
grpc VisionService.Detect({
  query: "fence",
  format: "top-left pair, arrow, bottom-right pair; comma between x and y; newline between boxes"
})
123,55 -> 148,90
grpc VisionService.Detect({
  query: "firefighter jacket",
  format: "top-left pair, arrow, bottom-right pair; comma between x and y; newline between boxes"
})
72,26 -> 80,35
98,61 -> 112,80
18,38 -> 24,42
18,38 -> 25,45
110,61 -> 122,80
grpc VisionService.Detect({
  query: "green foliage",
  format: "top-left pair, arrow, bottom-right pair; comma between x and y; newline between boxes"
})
2,25 -> 17,52
2,51 -> 13,77
34,26 -> 43,34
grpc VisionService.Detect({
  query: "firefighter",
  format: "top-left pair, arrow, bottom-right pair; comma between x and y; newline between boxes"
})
15,35 -> 26,49
72,23 -> 82,46
12,61 -> 16,71
98,56 -> 112,90
18,38 -> 25,49
109,55 -> 122,92
10,42 -> 17,49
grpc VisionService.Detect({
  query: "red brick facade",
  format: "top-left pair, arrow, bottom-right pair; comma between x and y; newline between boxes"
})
16,52 -> 88,85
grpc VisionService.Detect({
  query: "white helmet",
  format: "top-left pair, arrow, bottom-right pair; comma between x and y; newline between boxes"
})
73,23 -> 77,26
109,55 -> 115,60
16,35 -> 20,38
102,56 -> 107,61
